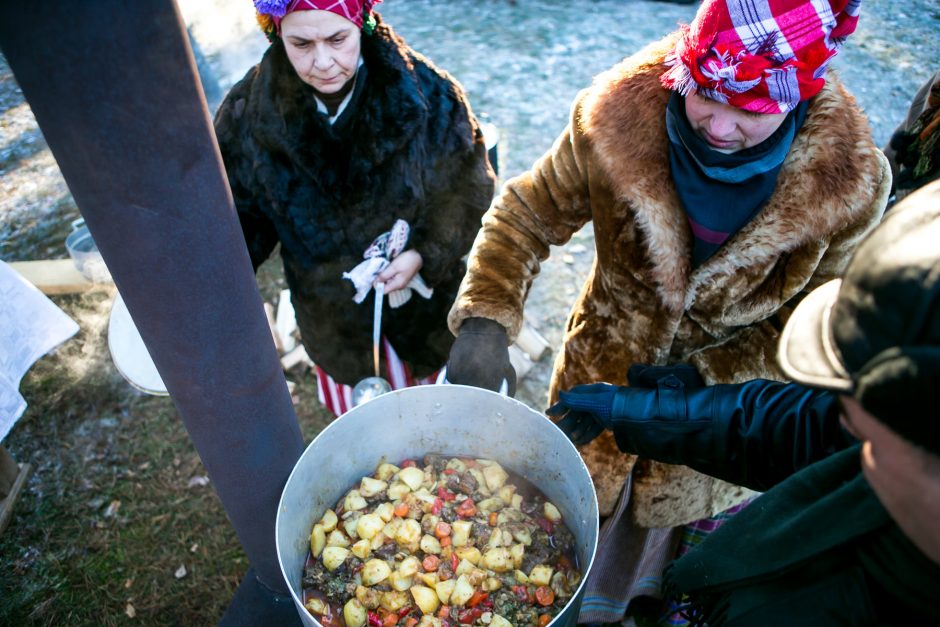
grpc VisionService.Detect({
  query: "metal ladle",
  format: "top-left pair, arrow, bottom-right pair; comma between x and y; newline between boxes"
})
351,281 -> 392,407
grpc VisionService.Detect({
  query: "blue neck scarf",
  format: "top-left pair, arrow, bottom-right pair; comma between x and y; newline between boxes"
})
666,92 -> 809,267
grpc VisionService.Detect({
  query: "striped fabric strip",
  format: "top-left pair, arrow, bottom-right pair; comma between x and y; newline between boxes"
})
315,337 -> 440,416
658,497 -> 757,626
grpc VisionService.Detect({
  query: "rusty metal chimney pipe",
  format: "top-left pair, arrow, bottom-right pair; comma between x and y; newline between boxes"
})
0,0 -> 305,602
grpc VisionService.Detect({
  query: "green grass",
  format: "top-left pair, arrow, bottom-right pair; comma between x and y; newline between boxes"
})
1,276 -> 334,625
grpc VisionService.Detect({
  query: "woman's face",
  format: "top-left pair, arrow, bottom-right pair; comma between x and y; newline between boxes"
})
281,10 -> 361,94
684,91 -> 789,153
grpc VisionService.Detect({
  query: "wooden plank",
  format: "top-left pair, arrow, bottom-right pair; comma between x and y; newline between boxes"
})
9,259 -> 94,295
0,446 -> 32,537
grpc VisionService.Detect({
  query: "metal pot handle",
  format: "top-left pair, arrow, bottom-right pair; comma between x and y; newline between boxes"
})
435,366 -> 509,396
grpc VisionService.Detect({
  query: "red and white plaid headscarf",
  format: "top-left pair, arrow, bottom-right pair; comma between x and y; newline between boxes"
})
254,0 -> 382,38
661,0 -> 861,114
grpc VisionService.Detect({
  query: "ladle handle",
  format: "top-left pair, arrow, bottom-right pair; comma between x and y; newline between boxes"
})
373,282 -> 384,377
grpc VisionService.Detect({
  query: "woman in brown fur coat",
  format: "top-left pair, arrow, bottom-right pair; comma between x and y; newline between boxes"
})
446,0 -> 890,621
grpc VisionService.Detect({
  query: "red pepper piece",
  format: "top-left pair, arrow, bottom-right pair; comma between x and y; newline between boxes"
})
443,468 -> 457,475
537,517 -> 554,534
455,499 -> 477,518
512,585 -> 530,602
432,497 -> 444,516
466,590 -> 488,608
457,607 -> 484,624
401,459 -> 417,468
398,606 -> 413,619
450,552 -> 459,572
368,611 -> 383,627
438,487 -> 457,501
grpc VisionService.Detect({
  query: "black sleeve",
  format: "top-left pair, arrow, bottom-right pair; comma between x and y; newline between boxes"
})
214,83 -> 280,272
610,379 -> 857,491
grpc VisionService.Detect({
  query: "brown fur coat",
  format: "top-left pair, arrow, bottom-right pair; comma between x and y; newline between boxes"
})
448,36 -> 891,525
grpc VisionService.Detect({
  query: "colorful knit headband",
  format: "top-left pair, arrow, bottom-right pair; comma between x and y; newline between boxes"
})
661,0 -> 861,114
254,0 -> 382,41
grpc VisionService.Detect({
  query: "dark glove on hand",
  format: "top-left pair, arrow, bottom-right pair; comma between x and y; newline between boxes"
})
446,317 -> 517,395
547,383 -> 633,446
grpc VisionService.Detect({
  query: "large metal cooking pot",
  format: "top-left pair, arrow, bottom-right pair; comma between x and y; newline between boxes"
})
276,385 -> 599,627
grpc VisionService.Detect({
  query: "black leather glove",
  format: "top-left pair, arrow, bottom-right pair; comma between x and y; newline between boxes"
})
548,376 -> 695,447
549,363 -> 703,445
549,376 -> 850,491
445,317 -> 517,395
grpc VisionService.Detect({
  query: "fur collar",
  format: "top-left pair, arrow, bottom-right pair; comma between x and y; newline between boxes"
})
581,35 -> 883,314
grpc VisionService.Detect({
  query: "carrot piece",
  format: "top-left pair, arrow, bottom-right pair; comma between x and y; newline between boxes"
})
534,586 -> 555,607
393,502 -> 409,518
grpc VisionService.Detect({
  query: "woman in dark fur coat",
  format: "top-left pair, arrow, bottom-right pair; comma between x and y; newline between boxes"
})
214,0 -> 495,414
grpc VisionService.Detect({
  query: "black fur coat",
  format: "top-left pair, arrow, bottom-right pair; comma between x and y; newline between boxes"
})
214,18 -> 495,385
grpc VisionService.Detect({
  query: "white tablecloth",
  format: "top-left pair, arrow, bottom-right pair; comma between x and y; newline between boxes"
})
0,260 -> 79,442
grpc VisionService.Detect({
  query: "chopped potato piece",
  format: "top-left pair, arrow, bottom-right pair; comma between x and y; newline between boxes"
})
529,564 -> 554,587
455,546 -> 482,565
356,585 -> 382,610
484,577 -> 502,592
420,534 -> 442,555
481,547 -> 512,573
445,458 -> 466,473
411,585 -> 441,615
489,614 -> 512,627
375,463 -> 400,481
351,539 -> 372,560
320,509 -> 338,533
370,532 -> 386,551
375,502 -> 395,522
482,463 -> 509,491
435,579 -> 456,604
344,598 -> 367,627
511,494 -> 523,510
497,485 -> 516,506
510,544 -> 525,569
360,476 -> 389,498
361,559 -> 392,586
343,516 -> 361,539
391,570 -> 414,592
477,498 -> 504,513
388,481 -> 412,501
455,558 -> 475,576
305,597 -> 329,615
310,523 -> 326,558
514,570 -> 529,584
321,546 -> 350,571
510,525 -> 532,546
357,513 -> 385,540
398,467 -> 426,491
380,590 -> 409,612
451,520 -> 472,548
418,616 -> 442,627
344,490 -> 368,512
399,556 -> 420,577
383,518 -> 403,539
326,529 -> 351,548
449,574 -> 474,606
419,572 -> 439,588
395,519 -> 422,546
551,571 -> 573,599
468,469 -> 490,496
543,502 -> 562,523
